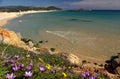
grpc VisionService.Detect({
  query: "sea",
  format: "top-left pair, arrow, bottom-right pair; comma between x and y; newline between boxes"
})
3,10 -> 120,63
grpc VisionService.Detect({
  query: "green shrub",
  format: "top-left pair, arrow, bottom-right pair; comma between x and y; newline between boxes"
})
50,48 -> 55,52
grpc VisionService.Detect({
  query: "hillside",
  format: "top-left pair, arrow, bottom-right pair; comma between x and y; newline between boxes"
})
0,6 -> 62,12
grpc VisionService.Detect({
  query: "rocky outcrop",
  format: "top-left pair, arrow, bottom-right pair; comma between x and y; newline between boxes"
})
105,53 -> 120,74
60,52 -> 82,66
0,28 -> 29,50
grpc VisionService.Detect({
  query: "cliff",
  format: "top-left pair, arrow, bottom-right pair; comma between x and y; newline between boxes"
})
0,28 -> 29,50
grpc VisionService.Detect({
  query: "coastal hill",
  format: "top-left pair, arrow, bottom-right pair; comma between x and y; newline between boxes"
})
0,6 -> 62,12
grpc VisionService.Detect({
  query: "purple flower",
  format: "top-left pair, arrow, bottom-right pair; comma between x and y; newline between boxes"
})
11,64 -> 15,67
24,71 -> 33,77
18,64 -> 24,68
89,76 -> 96,79
9,60 -> 16,64
4,60 -> 9,66
15,55 -> 20,60
82,72 -> 90,78
6,73 -> 16,79
39,66 -> 46,72
12,64 -> 20,71
50,69 -> 56,74
8,55 -> 13,59
26,63 -> 33,71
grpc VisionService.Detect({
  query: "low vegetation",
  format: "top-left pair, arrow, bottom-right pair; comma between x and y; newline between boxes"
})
0,43 -> 113,79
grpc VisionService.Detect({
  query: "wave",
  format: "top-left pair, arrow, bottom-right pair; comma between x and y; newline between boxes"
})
46,30 -> 66,38
46,30 -> 97,44
46,30 -> 79,38
46,30 -> 80,44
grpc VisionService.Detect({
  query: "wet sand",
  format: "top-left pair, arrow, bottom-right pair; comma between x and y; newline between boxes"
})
39,30 -> 120,64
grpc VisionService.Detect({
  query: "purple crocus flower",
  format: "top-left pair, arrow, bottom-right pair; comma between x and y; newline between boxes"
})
15,55 -> 20,60
39,66 -> 46,72
89,76 -> 96,79
9,60 -> 16,64
50,69 -> 56,74
82,72 -> 90,78
18,64 -> 24,68
11,63 -> 15,67
24,71 -> 33,77
4,60 -> 9,66
6,73 -> 16,79
26,63 -> 33,71
12,64 -> 20,71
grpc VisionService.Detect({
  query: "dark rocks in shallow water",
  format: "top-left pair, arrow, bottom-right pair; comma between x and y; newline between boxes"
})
69,19 -> 92,22
69,19 -> 79,21
39,40 -> 43,43
39,40 -> 48,43
105,53 -> 120,74
80,19 -> 92,22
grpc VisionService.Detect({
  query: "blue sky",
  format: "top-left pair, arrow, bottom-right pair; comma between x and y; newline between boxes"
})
0,0 -> 120,10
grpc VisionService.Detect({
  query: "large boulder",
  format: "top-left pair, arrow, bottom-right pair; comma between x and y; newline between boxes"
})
112,54 -> 120,69
105,53 -> 120,74
28,41 -> 34,48
61,53 -> 82,66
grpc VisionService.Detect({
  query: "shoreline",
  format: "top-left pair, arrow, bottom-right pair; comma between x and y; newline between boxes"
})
0,10 -> 56,27
40,30 -> 106,64
0,10 -> 117,64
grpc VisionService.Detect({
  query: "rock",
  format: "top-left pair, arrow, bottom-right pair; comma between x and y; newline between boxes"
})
71,68 -> 82,74
111,54 -> 120,69
67,53 -> 82,66
61,53 -> 82,66
104,64 -> 114,74
105,53 -> 120,74
28,41 -> 34,48
115,66 -> 120,75
112,58 -> 119,69
0,28 -> 29,50
69,19 -> 79,21
17,32 -> 22,39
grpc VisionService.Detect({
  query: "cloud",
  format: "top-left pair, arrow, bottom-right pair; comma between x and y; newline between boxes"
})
69,0 -> 120,9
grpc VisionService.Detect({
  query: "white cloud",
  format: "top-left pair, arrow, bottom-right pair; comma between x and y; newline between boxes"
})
69,0 -> 120,9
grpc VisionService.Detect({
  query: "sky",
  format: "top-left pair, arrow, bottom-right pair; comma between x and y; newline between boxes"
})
0,0 -> 120,10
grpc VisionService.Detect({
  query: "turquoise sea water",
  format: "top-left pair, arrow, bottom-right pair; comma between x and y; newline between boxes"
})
4,11 -> 120,39
4,10 -> 120,62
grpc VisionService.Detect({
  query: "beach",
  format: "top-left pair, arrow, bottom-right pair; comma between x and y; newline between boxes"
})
0,10 -> 55,27
0,10 -> 119,79
1,10 -> 120,64
39,30 -> 117,64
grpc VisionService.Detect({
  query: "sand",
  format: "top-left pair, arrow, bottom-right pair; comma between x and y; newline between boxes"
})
39,29 -> 120,64
39,31 -> 107,64
0,10 -> 55,27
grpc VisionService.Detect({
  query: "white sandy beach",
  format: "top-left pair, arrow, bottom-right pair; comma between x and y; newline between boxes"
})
0,10 -> 54,27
